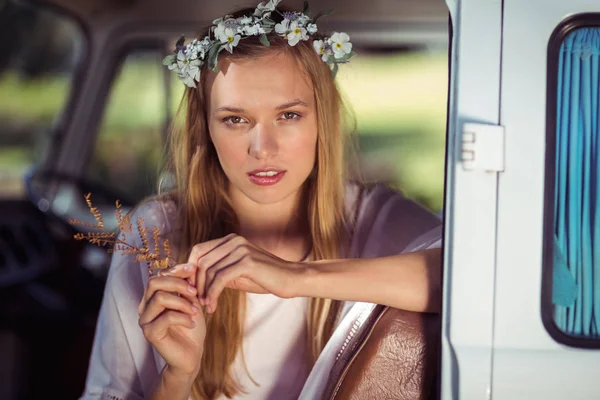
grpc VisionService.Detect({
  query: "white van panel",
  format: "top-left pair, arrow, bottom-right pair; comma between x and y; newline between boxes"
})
492,0 -> 600,398
444,0 -> 600,399
441,0 -> 503,398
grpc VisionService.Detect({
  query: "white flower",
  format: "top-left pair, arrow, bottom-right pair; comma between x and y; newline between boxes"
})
286,21 -> 308,46
313,40 -> 329,62
307,23 -> 318,34
243,23 -> 261,36
176,50 -> 201,72
274,18 -> 290,35
214,22 -> 226,40
215,27 -> 241,52
199,37 -> 212,58
188,39 -> 200,51
189,65 -> 201,81
329,32 -> 352,59
173,51 -> 201,88
298,14 -> 310,25
213,17 -> 237,38
179,72 -> 197,88
239,15 -> 253,25
189,37 -> 211,59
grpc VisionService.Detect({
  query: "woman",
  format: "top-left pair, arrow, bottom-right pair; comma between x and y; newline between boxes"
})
80,2 -> 443,400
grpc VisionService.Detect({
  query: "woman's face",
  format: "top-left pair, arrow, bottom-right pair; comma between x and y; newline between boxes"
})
206,51 -> 318,207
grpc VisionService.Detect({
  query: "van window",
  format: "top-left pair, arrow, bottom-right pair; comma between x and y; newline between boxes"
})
86,52 -> 169,204
336,49 -> 447,213
0,3 -> 82,198
546,25 -> 600,342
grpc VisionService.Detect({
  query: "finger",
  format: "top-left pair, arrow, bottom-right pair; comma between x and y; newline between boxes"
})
203,247 -> 254,311
188,235 -> 236,302
160,262 -> 198,288
205,263 -> 248,313
159,263 -> 196,279
196,238 -> 248,300
204,245 -> 250,296
139,291 -> 199,325
141,311 -> 195,342
187,234 -> 237,266
139,275 -> 198,315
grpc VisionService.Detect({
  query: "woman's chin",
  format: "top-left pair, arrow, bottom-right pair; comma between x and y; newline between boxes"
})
241,184 -> 304,206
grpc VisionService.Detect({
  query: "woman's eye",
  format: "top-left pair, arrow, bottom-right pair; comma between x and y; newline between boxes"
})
281,112 -> 300,120
223,116 -> 245,125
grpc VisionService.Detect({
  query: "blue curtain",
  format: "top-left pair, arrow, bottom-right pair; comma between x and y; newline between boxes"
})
554,27 -> 600,338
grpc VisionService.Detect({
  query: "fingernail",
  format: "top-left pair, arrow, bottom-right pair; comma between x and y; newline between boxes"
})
187,285 -> 196,294
191,305 -> 199,313
184,264 -> 193,271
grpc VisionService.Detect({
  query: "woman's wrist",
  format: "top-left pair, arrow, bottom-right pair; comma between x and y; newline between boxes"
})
292,259 -> 335,298
151,366 -> 198,400
292,251 -> 443,312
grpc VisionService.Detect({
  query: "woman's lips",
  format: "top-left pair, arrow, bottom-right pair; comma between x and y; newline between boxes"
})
247,170 -> 286,186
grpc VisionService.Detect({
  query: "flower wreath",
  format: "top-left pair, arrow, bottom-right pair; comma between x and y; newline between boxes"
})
162,0 -> 355,88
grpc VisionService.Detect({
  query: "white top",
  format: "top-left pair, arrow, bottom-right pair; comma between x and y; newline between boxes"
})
228,293 -> 310,399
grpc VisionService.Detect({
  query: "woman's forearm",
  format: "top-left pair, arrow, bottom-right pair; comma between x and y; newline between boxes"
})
150,366 -> 196,400
296,248 -> 442,313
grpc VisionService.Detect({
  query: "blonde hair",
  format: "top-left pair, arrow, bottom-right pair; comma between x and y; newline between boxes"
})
163,7 -> 350,399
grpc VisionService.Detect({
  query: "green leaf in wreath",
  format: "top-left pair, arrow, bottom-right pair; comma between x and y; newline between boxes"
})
162,55 -> 175,66
259,33 -> 271,47
207,44 -> 224,71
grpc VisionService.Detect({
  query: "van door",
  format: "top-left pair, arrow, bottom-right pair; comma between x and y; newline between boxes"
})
491,1 -> 600,399
441,0 -> 503,398
443,0 -> 600,399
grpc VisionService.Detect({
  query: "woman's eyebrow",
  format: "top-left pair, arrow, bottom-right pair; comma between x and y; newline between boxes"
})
214,106 -> 245,113
214,99 -> 310,114
275,99 -> 309,110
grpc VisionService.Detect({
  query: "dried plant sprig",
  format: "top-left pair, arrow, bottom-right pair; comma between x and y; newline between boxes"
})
69,193 -> 175,275
84,192 -> 104,228
115,200 -> 133,234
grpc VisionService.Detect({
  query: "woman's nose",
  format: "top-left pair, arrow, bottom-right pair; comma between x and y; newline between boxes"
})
248,124 -> 278,159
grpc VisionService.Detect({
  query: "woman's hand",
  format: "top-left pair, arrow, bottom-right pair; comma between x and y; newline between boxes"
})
138,263 -> 207,379
189,234 -> 303,313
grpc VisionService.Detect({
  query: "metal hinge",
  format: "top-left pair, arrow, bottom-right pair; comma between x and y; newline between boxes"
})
461,122 -> 505,172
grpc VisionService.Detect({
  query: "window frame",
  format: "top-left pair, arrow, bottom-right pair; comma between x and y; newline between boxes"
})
542,12 -> 600,349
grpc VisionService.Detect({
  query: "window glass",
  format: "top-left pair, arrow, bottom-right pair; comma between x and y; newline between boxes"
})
0,3 -> 82,198
550,26 -> 600,340
336,49 -> 447,213
86,52 -> 169,205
